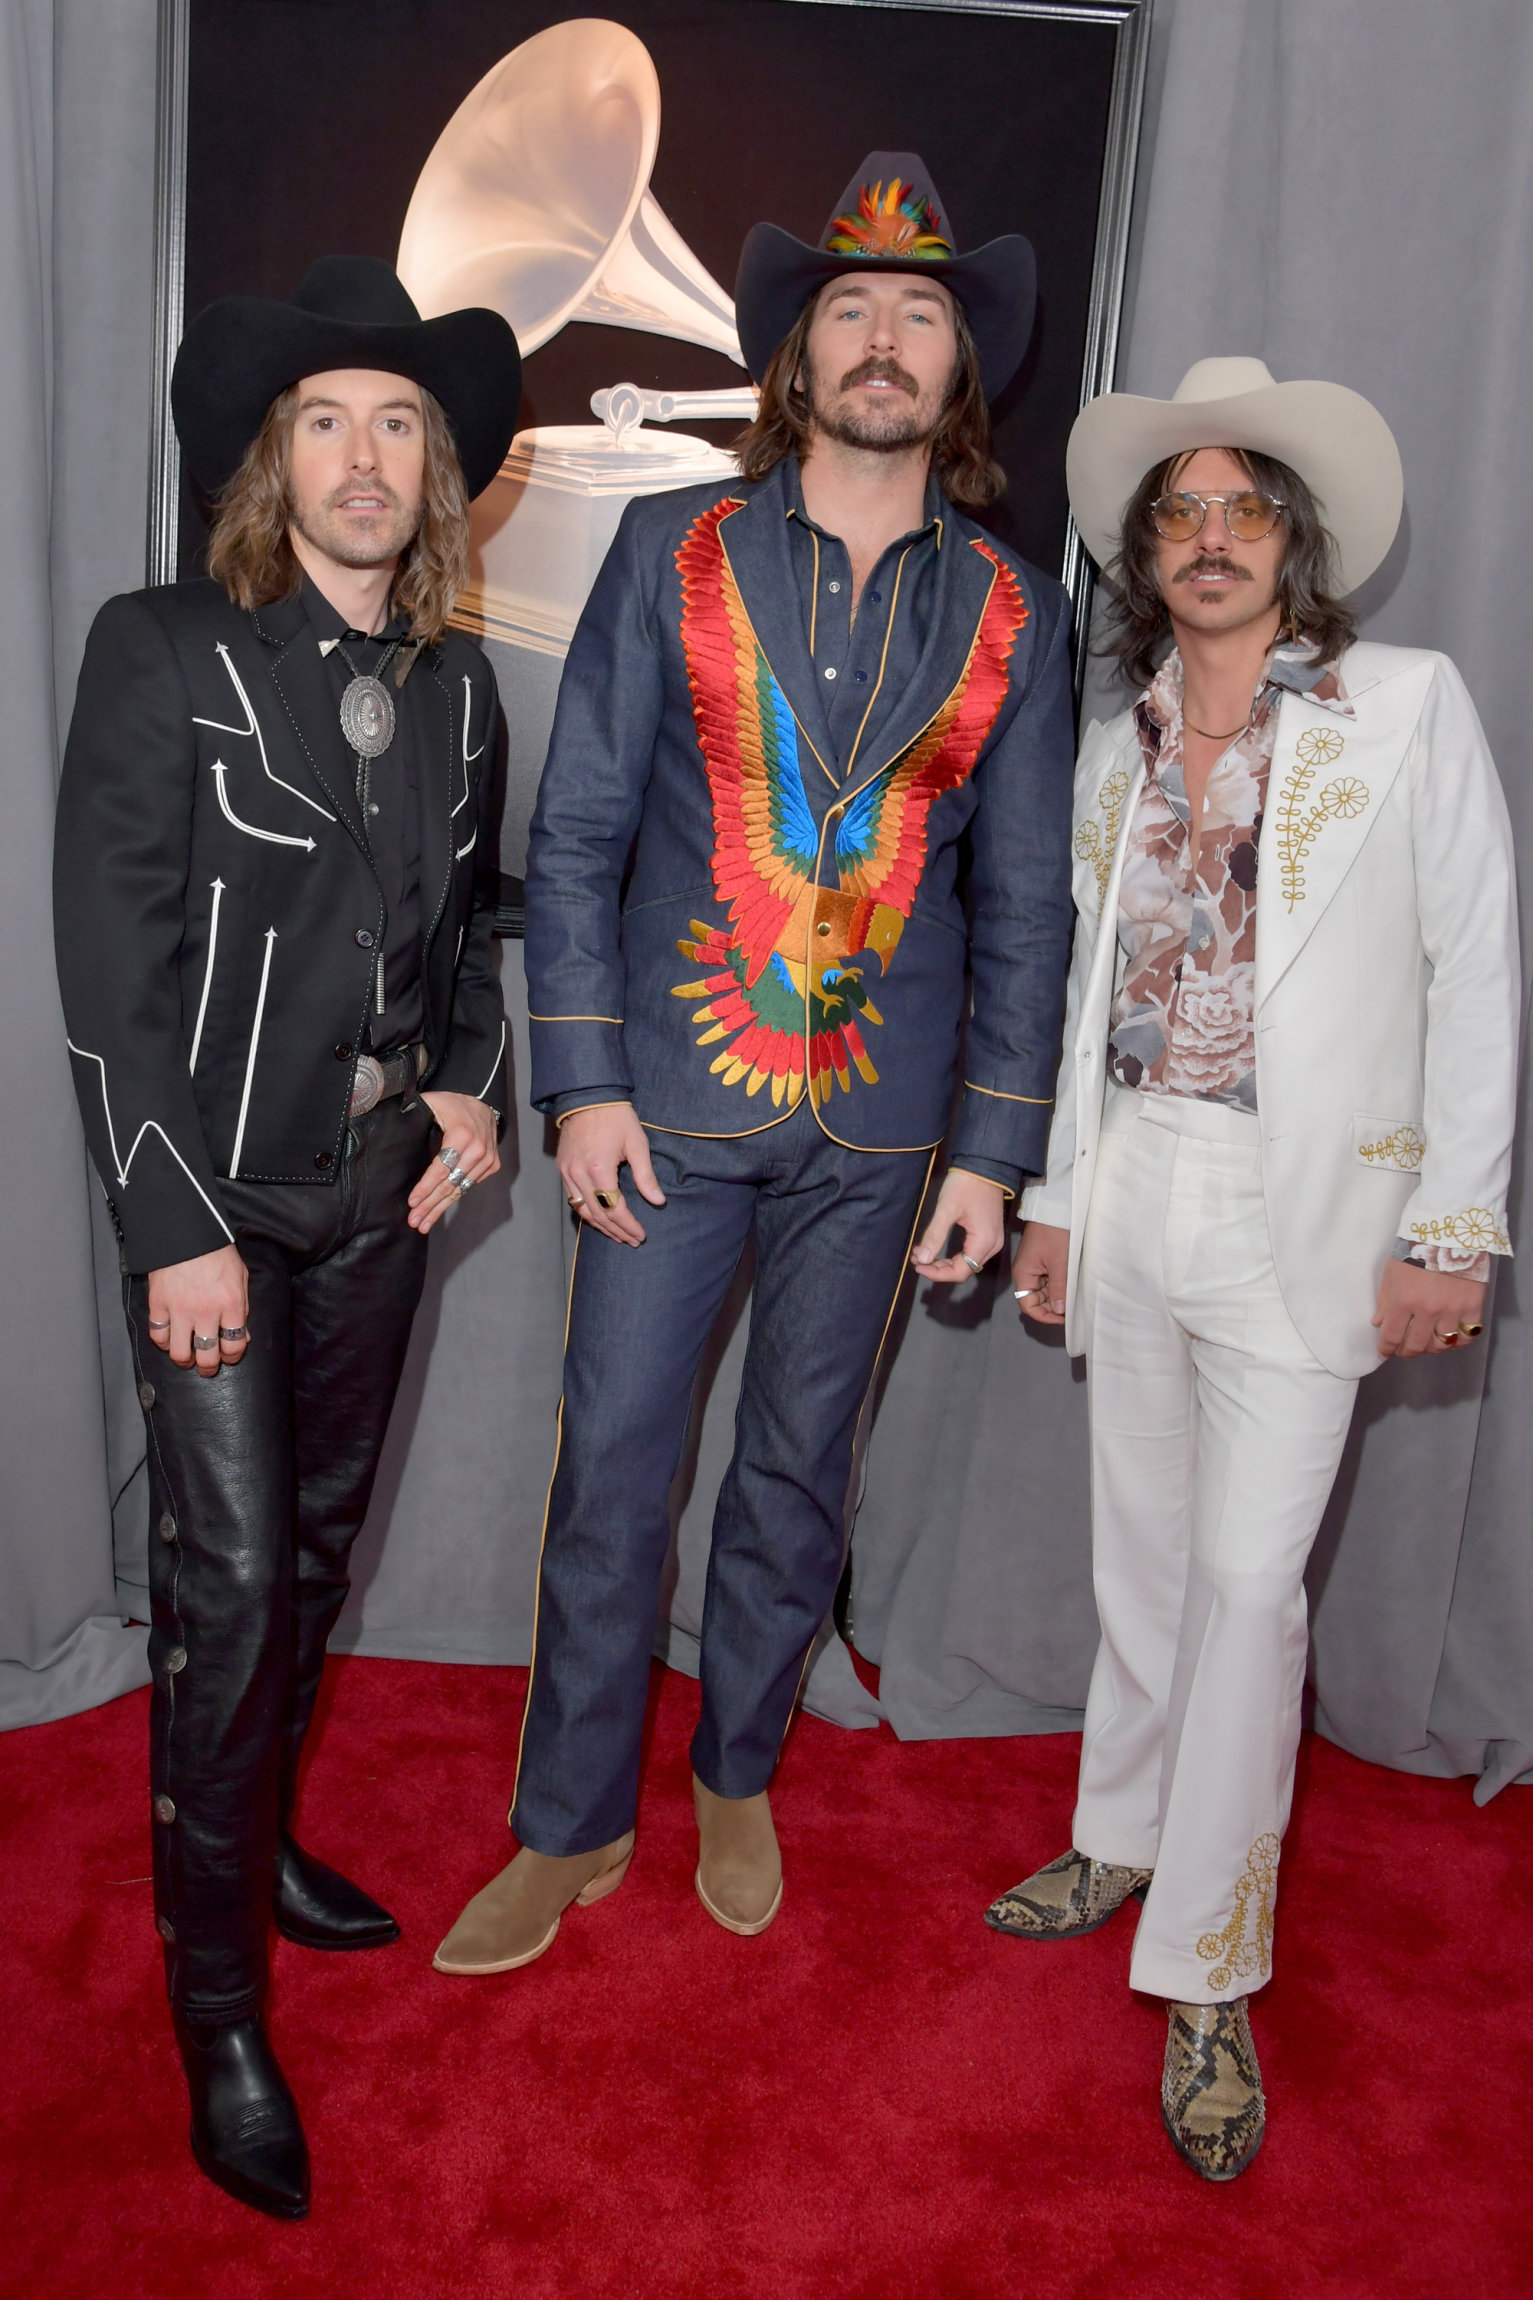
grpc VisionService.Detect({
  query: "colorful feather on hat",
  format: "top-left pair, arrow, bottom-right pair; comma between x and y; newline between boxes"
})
826,178 -> 952,262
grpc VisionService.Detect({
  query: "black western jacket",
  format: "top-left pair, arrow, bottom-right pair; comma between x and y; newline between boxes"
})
54,580 -> 508,1272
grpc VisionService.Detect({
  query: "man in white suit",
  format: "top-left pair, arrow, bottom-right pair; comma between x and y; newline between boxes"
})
992,359 -> 1519,2180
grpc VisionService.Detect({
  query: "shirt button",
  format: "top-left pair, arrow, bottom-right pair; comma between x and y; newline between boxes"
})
855,670 -> 869,684
153,1795 -> 176,1824
137,1381 -> 155,1411
823,666 -> 837,681
355,928 -> 375,948
335,1043 -> 352,1061
165,1646 -> 187,1675
157,1510 -> 177,1544
869,589 -> 882,604
828,580 -> 841,594
368,803 -> 380,817
315,1150 -> 334,1170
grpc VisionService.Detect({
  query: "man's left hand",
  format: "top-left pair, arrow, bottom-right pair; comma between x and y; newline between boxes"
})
409,1092 -> 500,1233
910,1168 -> 1008,1284
1372,1260 -> 1487,1358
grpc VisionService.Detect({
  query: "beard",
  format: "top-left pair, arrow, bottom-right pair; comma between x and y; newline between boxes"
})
290,476 -> 423,569
804,354 -> 949,454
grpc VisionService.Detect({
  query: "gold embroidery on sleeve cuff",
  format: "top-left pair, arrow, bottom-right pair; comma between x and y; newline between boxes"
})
965,1080 -> 1053,1105
1408,1208 -> 1511,1254
527,1012 -> 625,1026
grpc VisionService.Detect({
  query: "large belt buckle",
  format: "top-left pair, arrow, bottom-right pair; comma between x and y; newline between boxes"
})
349,1053 -> 385,1117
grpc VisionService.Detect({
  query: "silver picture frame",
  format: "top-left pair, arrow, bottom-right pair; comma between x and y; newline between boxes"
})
146,0 -> 1151,695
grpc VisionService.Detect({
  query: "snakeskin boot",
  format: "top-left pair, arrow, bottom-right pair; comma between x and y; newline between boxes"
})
1162,1998 -> 1265,2180
983,1849 -> 1153,1940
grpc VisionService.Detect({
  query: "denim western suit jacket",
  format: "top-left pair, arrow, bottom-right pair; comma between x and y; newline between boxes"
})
524,459 -> 1077,1176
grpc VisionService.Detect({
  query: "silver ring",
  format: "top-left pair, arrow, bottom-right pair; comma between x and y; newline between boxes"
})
961,1253 -> 983,1275
218,1325 -> 248,1341
439,1147 -> 462,1174
1013,1286 -> 1040,1302
191,1333 -> 218,1352
147,1317 -> 171,1332
456,1175 -> 474,1195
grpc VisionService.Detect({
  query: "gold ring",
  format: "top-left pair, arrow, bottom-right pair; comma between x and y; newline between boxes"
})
1434,1329 -> 1461,1346
1458,1320 -> 1484,1338
567,1193 -> 585,1208
593,1188 -> 621,1212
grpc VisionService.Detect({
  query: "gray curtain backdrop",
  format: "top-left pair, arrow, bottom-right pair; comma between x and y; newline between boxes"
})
0,0 -> 158,1727
9,0 -> 1531,1802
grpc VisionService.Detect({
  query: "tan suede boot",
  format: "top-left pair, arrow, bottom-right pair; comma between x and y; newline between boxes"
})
693,1776 -> 783,1936
432,1833 -> 634,1976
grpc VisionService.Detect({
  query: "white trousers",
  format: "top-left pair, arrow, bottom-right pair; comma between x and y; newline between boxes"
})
1073,1085 -> 1359,2003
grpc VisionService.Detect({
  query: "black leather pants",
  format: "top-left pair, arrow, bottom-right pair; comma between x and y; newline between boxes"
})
126,1098 -> 434,2022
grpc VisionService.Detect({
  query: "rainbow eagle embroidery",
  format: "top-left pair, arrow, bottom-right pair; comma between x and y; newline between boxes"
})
672,500 -> 1027,1109
826,178 -> 952,261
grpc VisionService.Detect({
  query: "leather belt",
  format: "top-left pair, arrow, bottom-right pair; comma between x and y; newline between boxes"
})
349,1040 -> 428,1118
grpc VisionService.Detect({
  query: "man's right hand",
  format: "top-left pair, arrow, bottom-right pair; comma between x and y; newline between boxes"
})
1012,1221 -> 1069,1326
147,1244 -> 250,1377
557,1103 -> 667,1247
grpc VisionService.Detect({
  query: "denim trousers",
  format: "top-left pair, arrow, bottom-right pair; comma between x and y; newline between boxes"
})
511,1103 -> 933,1855
1073,1085 -> 1359,2003
128,1096 -> 434,2021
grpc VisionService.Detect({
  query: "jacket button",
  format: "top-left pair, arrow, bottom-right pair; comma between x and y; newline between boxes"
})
816,920 -> 832,937
157,1510 -> 177,1544
315,1150 -> 334,1170
355,928 -> 375,948
156,1916 -> 176,1943
153,1795 -> 176,1824
165,1646 -> 187,1675
335,1043 -> 353,1061
137,1381 -> 156,1411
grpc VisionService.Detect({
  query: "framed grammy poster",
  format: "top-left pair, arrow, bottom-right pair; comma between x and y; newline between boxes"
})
148,0 -> 1151,885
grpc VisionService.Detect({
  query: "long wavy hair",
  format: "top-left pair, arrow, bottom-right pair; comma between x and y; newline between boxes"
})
205,382 -> 470,643
734,287 -> 1005,507
1101,447 -> 1357,690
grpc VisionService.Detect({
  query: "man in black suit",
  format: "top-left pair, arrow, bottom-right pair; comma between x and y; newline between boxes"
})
53,258 -> 520,2219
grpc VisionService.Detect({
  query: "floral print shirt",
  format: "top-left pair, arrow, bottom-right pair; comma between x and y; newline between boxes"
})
1107,643 -> 1351,1111
1107,644 -> 1487,1283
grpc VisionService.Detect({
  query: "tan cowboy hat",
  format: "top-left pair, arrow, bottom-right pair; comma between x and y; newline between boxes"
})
1066,356 -> 1403,594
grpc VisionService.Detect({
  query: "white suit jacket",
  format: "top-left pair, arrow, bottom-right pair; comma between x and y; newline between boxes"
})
1021,642 -> 1521,1378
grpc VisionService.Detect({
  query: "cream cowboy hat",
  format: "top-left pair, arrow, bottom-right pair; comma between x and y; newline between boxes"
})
1066,356 -> 1403,594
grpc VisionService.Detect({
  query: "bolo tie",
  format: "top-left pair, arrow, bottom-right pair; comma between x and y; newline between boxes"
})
331,629 -> 425,1020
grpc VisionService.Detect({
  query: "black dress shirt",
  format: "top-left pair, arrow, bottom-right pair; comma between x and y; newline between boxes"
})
553,461 -> 1021,1197
301,576 -> 424,1052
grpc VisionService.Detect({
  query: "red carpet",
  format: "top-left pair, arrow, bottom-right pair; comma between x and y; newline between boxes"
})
2,1656 -> 1530,2299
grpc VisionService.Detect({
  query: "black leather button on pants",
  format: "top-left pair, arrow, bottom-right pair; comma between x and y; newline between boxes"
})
126,1098 -> 435,2022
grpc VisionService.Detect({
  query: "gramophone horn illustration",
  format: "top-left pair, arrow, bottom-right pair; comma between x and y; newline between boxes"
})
398,18 -> 755,870
398,16 -> 743,364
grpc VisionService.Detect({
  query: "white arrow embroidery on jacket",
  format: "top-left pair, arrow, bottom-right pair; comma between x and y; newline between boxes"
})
65,1041 -> 234,1240
195,643 -> 335,820
454,674 -> 480,818
188,878 -> 224,1073
211,760 -> 316,851
229,928 -> 277,1177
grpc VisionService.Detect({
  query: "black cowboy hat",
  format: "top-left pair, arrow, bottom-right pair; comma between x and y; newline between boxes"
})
170,255 -> 522,501
734,152 -> 1035,401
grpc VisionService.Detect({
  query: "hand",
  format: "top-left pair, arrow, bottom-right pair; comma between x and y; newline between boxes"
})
1012,1221 -> 1069,1326
146,1244 -> 250,1378
409,1091 -> 501,1234
909,1168 -> 1008,1284
1372,1260 -> 1487,1359
557,1103 -> 666,1247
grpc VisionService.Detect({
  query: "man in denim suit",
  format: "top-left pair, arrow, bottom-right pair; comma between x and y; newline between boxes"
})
437,156 -> 1076,1975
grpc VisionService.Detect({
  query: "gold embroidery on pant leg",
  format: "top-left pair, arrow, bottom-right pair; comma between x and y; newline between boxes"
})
1196,1833 -> 1280,1991
1074,767 -> 1130,911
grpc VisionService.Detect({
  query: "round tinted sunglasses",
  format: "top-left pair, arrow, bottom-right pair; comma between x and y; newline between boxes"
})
1150,490 -> 1287,543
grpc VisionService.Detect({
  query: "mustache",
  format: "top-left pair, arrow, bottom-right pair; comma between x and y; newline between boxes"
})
324,477 -> 407,517
838,357 -> 920,399
1173,555 -> 1254,583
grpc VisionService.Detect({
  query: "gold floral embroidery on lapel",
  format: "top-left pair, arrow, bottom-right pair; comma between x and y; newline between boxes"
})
1196,1833 -> 1279,1990
1273,727 -> 1368,913
1074,767 -> 1131,911
1408,1208 -> 1511,1254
